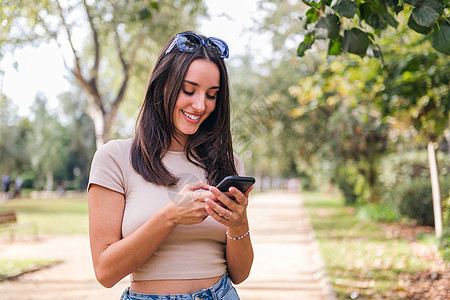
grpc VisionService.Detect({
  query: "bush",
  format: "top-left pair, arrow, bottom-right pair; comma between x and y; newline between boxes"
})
440,194 -> 450,262
440,227 -> 450,262
357,203 -> 401,223
378,151 -> 450,201
20,171 -> 36,189
333,163 -> 371,205
393,175 -> 450,226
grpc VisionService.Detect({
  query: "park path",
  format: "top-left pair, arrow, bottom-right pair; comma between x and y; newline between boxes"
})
0,191 -> 335,299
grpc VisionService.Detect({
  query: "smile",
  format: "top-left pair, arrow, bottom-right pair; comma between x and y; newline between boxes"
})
182,110 -> 201,120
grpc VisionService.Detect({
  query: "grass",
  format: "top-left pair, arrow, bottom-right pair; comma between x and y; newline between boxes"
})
0,196 -> 87,281
0,259 -> 60,281
302,191 -> 437,299
0,196 -> 88,235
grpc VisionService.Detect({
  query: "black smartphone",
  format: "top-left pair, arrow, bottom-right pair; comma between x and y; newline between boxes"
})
216,176 -> 255,193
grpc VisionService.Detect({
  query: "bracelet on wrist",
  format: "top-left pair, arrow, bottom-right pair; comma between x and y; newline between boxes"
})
226,229 -> 250,241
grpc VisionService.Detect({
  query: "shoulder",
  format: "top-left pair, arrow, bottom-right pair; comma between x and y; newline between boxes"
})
95,138 -> 132,158
91,138 -> 133,168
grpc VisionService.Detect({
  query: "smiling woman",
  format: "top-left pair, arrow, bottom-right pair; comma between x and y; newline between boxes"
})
87,31 -> 254,300
172,59 -> 220,149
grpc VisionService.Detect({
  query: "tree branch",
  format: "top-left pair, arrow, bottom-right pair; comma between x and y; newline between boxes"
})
55,0 -> 83,84
112,3 -> 127,70
82,0 -> 100,82
108,29 -> 146,124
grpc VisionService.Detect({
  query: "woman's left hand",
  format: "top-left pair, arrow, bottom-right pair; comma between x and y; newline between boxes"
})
205,185 -> 252,229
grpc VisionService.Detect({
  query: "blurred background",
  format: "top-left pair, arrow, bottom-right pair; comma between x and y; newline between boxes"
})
0,0 -> 449,299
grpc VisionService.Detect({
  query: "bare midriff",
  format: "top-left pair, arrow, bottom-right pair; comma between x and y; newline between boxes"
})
130,276 -> 222,294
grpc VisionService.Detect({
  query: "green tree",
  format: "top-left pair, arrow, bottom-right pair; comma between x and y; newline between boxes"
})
58,89 -> 96,190
1,0 -> 206,148
28,94 -> 68,191
296,0 -> 449,57
260,0 -> 448,236
0,93 -> 32,176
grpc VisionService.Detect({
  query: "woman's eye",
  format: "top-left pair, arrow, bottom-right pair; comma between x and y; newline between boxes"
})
207,94 -> 217,100
183,90 -> 194,96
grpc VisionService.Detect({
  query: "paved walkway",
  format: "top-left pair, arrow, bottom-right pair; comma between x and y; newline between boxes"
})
0,191 -> 335,299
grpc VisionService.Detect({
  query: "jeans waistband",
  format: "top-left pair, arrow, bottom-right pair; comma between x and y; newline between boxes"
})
121,273 -> 234,300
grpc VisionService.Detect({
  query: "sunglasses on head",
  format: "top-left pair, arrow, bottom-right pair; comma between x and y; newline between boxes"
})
165,33 -> 229,59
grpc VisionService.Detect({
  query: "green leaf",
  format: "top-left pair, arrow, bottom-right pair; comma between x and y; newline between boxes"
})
332,0 -> 357,18
302,0 -> 322,9
297,33 -> 315,57
150,2 -> 159,10
382,12 -> 399,28
431,22 -> 450,55
328,37 -> 342,55
343,28 -> 370,56
359,3 -> 372,21
315,14 -> 340,39
412,5 -> 439,28
138,8 -> 151,20
394,5 -> 404,14
423,0 -> 444,15
305,7 -> 320,24
407,14 -> 432,34
368,13 -> 387,29
404,0 -> 419,5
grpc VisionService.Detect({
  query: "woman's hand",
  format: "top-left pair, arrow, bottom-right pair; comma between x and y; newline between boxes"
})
205,185 -> 254,284
204,186 -> 252,230
168,181 -> 215,226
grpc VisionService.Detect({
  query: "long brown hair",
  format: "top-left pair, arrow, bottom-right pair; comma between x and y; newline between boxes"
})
131,32 -> 237,186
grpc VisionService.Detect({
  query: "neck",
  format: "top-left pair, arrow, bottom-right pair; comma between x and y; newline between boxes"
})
169,135 -> 186,152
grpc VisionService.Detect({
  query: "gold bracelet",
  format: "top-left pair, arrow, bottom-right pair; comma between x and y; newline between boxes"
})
226,229 -> 250,240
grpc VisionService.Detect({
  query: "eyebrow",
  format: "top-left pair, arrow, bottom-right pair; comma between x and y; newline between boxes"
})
184,80 -> 220,90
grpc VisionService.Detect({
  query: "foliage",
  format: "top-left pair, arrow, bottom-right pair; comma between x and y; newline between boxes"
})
440,227 -> 450,261
0,90 -> 95,191
0,94 -> 32,176
441,192 -> 450,261
378,150 -> 450,195
303,191 -> 439,299
0,0 -> 206,147
297,0 -> 450,57
357,203 -> 401,223
392,175 -> 450,226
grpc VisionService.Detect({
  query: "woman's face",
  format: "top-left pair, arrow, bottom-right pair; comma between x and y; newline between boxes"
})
172,59 -> 220,145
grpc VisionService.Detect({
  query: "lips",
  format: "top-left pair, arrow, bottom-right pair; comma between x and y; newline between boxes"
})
182,110 -> 201,121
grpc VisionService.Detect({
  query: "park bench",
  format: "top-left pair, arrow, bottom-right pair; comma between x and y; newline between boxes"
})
0,211 -> 38,241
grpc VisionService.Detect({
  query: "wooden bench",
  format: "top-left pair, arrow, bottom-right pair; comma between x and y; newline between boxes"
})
0,211 -> 38,241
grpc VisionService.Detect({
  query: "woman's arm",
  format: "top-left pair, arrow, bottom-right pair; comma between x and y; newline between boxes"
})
205,186 -> 254,284
88,182 -> 211,288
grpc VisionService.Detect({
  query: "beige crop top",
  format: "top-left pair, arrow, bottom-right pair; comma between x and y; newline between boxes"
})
88,138 -> 245,281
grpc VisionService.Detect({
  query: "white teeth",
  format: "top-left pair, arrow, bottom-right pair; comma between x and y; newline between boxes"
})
182,110 -> 200,120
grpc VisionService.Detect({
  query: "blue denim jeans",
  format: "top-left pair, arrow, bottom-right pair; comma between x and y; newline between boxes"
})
120,273 -> 240,300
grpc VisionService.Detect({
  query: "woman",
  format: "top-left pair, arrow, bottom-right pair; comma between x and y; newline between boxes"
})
88,31 -> 253,300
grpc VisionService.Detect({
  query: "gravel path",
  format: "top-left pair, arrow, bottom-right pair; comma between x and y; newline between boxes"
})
0,191 -> 334,299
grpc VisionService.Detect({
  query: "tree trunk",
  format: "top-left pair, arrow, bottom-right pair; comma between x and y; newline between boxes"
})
427,142 -> 442,238
86,96 -> 106,149
46,171 -> 54,192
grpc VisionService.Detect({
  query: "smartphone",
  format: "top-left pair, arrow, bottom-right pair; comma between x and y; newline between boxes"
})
216,176 -> 255,193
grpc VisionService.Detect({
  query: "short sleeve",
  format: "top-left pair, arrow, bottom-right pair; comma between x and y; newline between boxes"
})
88,140 -> 125,194
233,153 -> 246,176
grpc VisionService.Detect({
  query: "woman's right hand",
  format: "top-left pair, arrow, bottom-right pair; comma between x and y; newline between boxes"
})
167,180 -> 214,225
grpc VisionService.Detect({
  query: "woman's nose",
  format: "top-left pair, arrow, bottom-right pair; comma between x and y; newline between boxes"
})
191,93 -> 206,111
